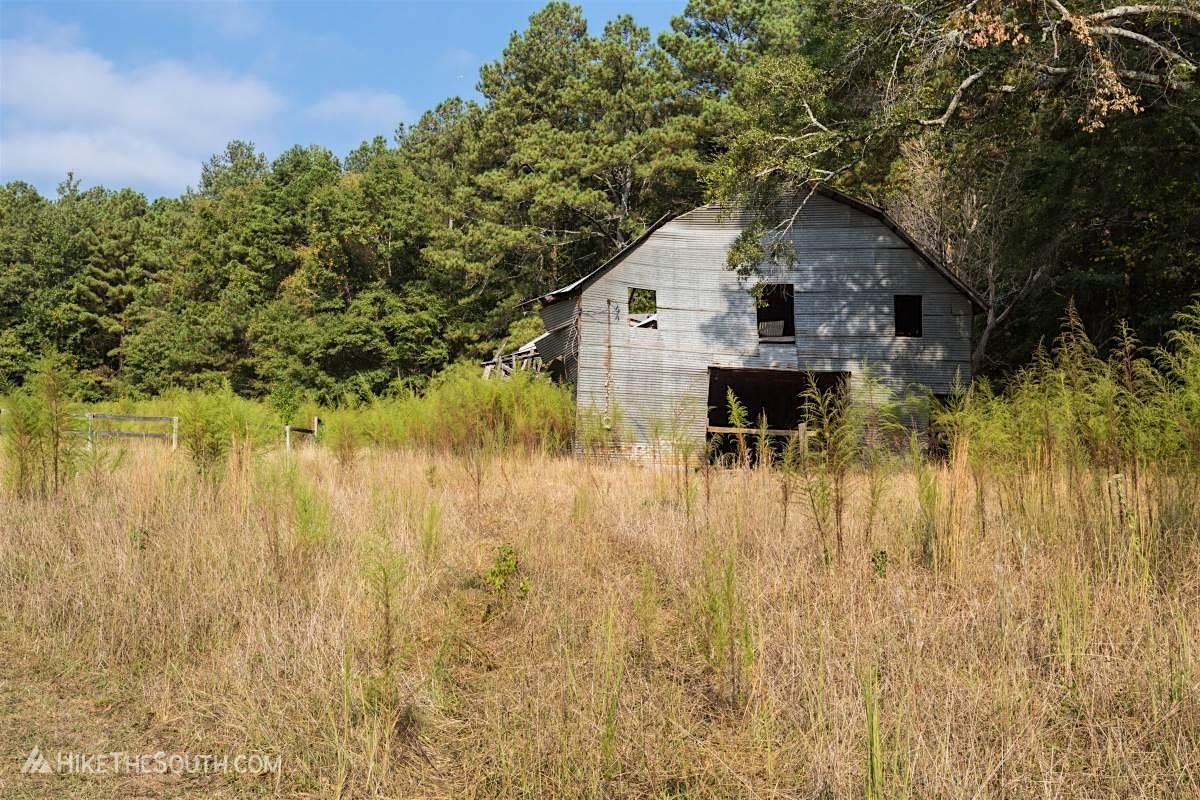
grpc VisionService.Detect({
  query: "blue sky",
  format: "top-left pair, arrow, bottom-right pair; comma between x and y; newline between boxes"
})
0,0 -> 680,197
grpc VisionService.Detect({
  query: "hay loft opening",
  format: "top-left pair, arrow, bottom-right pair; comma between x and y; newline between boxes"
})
894,294 -> 923,338
628,287 -> 657,328
756,284 -> 795,341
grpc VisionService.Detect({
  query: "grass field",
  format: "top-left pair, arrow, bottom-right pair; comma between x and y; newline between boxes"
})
1,437 -> 1197,799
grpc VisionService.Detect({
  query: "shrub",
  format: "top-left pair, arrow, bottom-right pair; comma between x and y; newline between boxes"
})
1,352 -> 83,496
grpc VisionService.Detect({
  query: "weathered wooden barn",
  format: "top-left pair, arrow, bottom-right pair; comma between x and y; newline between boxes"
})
519,185 -> 984,455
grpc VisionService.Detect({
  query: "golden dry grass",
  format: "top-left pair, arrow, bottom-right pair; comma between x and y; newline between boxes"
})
0,443 -> 1197,798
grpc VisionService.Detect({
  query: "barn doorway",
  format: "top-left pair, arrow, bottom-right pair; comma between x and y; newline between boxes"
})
706,368 -> 849,461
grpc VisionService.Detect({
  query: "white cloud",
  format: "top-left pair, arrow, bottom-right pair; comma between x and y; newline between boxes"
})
306,89 -> 415,129
0,27 -> 419,194
0,130 -> 200,189
0,37 -> 283,192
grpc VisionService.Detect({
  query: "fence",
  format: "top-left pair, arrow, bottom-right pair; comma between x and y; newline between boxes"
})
284,417 -> 321,454
2,409 -> 326,454
81,413 -> 179,450
0,409 -> 179,449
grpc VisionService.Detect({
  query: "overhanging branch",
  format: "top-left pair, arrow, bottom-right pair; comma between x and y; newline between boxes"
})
920,69 -> 988,126
1087,4 -> 1200,25
1089,24 -> 1197,67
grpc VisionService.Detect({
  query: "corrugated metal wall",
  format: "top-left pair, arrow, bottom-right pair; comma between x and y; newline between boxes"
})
537,296 -> 580,390
558,195 -> 974,448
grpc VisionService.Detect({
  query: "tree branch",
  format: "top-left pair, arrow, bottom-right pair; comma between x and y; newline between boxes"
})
1039,63 -> 1193,89
1089,24 -> 1197,67
1036,62 -> 1195,88
1087,4 -> 1200,25
920,69 -> 988,126
803,101 -> 833,133
1115,67 -> 1194,89
1047,0 -> 1074,20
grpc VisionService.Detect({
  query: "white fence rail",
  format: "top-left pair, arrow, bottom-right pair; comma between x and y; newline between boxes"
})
3,409 -> 328,453
81,413 -> 179,450
0,409 -> 179,450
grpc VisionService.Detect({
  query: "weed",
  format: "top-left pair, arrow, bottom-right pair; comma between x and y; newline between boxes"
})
863,668 -> 883,800
363,542 -> 407,672
293,475 -> 334,547
1053,567 -> 1091,685
418,497 -> 442,565
484,543 -> 524,597
598,603 -> 625,779
912,434 -> 946,572
871,549 -> 888,580
328,425 -> 360,469
696,544 -> 755,708
180,391 -> 233,474
2,352 -> 83,496
726,388 -> 750,468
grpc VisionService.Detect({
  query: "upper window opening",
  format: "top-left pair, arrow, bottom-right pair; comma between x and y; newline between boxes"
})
756,284 -> 795,340
628,288 -> 657,328
894,294 -> 922,338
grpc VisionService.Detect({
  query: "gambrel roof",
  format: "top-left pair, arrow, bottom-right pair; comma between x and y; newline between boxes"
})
536,183 -> 986,312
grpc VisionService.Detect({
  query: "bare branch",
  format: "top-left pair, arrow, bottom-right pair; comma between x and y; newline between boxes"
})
1047,0 -> 1074,20
1115,68 -> 1195,89
1089,24 -> 1197,67
1087,4 -> 1200,25
803,101 -> 833,133
920,68 -> 988,126
1039,62 -> 1193,89
770,133 -> 830,143
992,261 -> 1048,328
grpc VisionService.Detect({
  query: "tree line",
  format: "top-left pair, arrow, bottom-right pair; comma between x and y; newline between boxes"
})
1,0 -> 1196,409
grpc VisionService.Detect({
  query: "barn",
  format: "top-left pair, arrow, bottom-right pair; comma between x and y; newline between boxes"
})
506,184 -> 985,455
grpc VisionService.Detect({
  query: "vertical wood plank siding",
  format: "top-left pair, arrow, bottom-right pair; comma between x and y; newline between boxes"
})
546,196 -> 974,448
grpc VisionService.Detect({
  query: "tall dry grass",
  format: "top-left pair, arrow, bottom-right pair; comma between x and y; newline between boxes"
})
1,439 -> 1196,799
3,304 -> 1199,797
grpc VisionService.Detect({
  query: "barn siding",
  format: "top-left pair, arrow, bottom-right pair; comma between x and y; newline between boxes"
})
540,297 -> 579,332
566,195 -> 974,447
537,297 -> 582,390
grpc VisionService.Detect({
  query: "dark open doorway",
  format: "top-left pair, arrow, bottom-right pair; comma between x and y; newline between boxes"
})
706,368 -> 849,463
707,368 -> 848,431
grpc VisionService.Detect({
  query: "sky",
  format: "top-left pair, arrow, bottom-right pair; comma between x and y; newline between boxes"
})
0,0 -> 680,197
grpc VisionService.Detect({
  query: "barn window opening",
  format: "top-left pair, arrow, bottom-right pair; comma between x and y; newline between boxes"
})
894,294 -> 922,338
628,288 -> 657,328
756,284 -> 795,340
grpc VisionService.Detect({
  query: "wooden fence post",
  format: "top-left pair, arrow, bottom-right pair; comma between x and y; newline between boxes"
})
171,417 -> 179,451
284,425 -> 292,455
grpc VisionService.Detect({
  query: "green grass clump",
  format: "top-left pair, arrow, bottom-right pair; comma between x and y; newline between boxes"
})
317,364 -> 575,456
939,301 -> 1200,471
